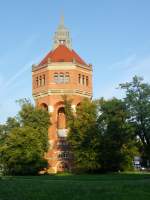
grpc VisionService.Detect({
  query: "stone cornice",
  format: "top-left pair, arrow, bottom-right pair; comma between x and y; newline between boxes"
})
33,88 -> 92,99
32,61 -> 92,72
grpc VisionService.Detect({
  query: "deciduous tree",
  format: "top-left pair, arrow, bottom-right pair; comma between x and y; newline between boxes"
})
0,99 -> 50,175
120,76 -> 150,164
98,98 -> 137,172
66,98 -> 101,172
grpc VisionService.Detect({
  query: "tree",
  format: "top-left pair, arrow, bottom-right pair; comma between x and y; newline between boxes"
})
120,76 -> 150,164
0,127 -> 47,175
0,117 -> 20,144
17,99 -> 50,152
66,98 -> 101,172
0,99 -> 50,175
65,97 -> 136,173
62,95 -> 74,126
97,98 -> 137,172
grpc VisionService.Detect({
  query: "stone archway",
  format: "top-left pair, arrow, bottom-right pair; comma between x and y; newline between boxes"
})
39,103 -> 48,111
57,107 -> 66,129
76,102 -> 81,107
57,162 -> 69,172
76,102 -> 81,111
57,107 -> 68,137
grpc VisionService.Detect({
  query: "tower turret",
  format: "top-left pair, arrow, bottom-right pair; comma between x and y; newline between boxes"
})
53,15 -> 72,49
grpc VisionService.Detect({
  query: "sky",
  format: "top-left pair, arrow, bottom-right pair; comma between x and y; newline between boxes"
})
0,0 -> 150,123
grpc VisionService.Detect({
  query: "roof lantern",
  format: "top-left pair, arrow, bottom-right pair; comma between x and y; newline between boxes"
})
53,15 -> 72,49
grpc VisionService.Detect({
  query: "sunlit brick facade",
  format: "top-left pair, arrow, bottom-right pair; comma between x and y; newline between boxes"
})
32,16 -> 93,173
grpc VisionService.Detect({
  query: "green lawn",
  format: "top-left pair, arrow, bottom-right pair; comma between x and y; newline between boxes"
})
0,173 -> 150,200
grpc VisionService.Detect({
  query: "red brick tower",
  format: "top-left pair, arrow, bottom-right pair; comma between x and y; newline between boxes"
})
32,16 -> 93,173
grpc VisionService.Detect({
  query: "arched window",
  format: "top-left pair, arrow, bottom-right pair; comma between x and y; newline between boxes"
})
78,74 -> 81,84
40,103 -> 48,111
86,76 -> 89,86
36,77 -> 38,87
82,75 -> 85,85
54,72 -> 69,84
57,162 -> 69,172
54,73 -> 58,83
59,73 -> 64,83
42,75 -> 45,86
77,102 -> 81,107
39,76 -> 42,86
58,152 -> 69,159
76,103 -> 81,111
65,72 -> 70,83
57,107 -> 66,129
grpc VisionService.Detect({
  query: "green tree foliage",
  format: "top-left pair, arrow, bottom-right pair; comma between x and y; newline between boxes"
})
17,99 -> 50,152
120,76 -> 150,163
1,127 -> 47,175
62,95 -> 74,126
66,98 -> 101,172
0,117 -> 20,144
98,98 -> 137,172
0,99 -> 50,175
65,97 -> 137,173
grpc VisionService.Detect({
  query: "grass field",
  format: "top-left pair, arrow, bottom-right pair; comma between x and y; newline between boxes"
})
0,173 -> 150,200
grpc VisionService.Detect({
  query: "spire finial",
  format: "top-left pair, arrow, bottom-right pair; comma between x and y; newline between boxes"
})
53,13 -> 72,49
60,12 -> 64,26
